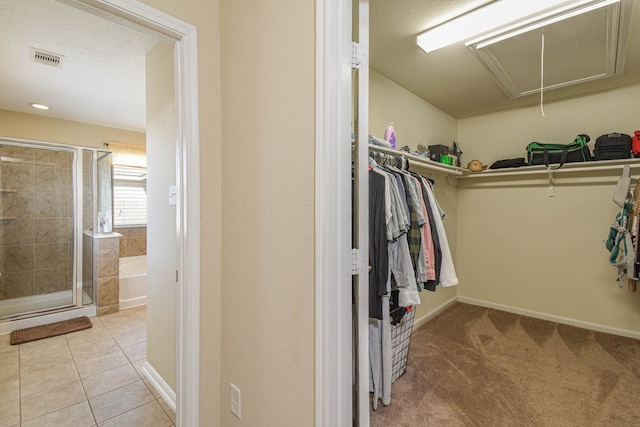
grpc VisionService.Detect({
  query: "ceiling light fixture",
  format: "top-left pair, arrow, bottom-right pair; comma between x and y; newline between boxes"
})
29,103 -> 50,110
416,0 -> 620,54
469,0 -> 620,49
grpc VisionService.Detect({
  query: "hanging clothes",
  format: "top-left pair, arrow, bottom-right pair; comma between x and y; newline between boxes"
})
368,148 -> 459,409
369,169 -> 389,320
421,178 -> 458,287
414,176 -> 436,283
371,160 -> 420,309
369,160 -> 416,409
369,289 -> 391,409
389,234 -> 420,307
416,175 -> 443,290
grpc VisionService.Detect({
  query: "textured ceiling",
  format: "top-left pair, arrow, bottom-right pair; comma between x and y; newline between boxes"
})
2,1 -> 638,131
370,0 -> 640,119
0,0 -> 158,132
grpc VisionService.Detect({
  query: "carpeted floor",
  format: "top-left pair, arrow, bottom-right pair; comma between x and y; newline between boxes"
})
370,303 -> 640,426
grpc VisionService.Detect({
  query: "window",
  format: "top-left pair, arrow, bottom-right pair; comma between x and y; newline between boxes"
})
113,165 -> 147,226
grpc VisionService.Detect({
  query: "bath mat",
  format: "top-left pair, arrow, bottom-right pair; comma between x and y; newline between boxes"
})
10,316 -> 93,345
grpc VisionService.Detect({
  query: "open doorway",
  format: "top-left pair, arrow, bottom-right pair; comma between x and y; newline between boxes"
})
0,0 -> 200,425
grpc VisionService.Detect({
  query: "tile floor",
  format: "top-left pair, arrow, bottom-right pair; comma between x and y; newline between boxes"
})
0,306 -> 175,427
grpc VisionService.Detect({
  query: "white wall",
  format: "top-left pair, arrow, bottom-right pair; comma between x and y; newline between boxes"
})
145,41 -> 177,389
370,70 -> 459,325
457,83 -> 640,336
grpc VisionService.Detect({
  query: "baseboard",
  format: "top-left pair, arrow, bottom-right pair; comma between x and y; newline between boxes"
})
457,296 -> 640,340
119,296 -> 147,310
412,296 -> 458,332
141,361 -> 176,412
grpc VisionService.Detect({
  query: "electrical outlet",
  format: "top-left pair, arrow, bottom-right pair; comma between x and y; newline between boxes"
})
230,383 -> 241,419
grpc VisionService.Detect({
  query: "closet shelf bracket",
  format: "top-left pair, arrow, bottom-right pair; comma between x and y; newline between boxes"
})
548,168 -> 555,197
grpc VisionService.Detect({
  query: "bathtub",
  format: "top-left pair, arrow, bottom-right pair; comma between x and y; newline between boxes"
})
119,255 -> 147,309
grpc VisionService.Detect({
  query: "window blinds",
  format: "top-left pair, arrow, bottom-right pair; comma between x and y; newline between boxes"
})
113,165 -> 147,226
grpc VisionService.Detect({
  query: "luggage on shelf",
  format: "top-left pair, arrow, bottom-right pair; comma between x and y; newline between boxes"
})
526,134 -> 591,169
594,132 -> 632,161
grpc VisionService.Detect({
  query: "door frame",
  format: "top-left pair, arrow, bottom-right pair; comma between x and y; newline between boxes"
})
67,1 -> 201,425
315,0 -> 356,425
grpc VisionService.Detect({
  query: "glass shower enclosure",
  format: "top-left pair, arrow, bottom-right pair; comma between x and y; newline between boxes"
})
0,138 -> 111,321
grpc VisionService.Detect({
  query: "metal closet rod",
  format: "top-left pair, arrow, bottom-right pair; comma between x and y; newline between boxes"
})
368,144 -> 464,176
458,162 -> 640,179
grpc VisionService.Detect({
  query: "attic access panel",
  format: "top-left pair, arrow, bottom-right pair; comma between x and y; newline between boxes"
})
467,1 -> 632,99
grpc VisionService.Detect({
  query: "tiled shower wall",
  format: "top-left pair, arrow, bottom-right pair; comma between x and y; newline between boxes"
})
0,144 -> 74,300
114,226 -> 147,258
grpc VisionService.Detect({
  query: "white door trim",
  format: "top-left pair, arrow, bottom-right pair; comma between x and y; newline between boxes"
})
69,1 -> 201,425
315,0 -> 353,425
355,1 -> 370,425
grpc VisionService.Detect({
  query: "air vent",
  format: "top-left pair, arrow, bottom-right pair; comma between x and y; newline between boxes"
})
30,48 -> 63,68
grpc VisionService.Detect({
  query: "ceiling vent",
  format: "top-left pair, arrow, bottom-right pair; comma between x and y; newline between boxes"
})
30,48 -> 63,68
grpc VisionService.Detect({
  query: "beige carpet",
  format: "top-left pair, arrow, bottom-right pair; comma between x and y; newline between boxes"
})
371,303 -> 640,426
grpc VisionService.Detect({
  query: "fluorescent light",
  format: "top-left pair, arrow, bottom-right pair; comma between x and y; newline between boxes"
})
416,0 -> 619,53
29,103 -> 50,110
470,0 -> 620,49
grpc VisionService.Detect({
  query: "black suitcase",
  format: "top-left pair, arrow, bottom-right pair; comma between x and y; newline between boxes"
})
489,158 -> 527,169
594,133 -> 631,160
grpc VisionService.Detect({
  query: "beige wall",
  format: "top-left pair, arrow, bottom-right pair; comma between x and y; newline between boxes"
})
457,83 -> 640,335
457,83 -> 640,164
219,1 -> 315,425
0,109 -> 145,148
140,0 -> 315,425
370,70 -> 458,149
136,1 -> 223,424
145,41 -> 177,391
370,70 -> 459,324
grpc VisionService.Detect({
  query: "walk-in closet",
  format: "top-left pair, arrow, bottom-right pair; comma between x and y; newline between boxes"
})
355,1 -> 640,425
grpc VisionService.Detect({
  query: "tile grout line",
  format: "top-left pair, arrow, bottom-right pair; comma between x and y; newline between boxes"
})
11,308 -> 159,426
19,337 -> 83,425
131,308 -> 176,424
91,309 -> 155,425
109,308 -> 176,425
66,333 -> 99,427
130,308 -> 177,424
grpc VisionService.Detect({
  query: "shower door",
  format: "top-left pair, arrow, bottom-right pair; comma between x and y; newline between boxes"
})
0,141 -> 76,319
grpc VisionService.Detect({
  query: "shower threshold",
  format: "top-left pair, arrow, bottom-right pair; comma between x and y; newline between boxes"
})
0,291 -> 96,335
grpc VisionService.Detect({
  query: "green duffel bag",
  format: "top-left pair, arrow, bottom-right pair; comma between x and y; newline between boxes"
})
526,134 -> 591,169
